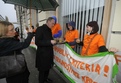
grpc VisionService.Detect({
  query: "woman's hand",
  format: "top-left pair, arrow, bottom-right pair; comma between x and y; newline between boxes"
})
76,39 -> 81,43
109,47 -> 119,53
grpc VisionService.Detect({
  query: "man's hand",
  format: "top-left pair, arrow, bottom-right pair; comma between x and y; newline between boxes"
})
51,40 -> 57,45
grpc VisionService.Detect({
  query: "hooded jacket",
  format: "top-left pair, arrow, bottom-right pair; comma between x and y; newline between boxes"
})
51,16 -> 62,38
65,21 -> 79,48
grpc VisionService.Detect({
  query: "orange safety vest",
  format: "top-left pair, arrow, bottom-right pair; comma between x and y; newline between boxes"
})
51,23 -> 61,36
81,33 -> 105,56
65,29 -> 79,48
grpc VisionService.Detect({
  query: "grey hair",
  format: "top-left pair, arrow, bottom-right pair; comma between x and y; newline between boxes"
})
46,17 -> 54,23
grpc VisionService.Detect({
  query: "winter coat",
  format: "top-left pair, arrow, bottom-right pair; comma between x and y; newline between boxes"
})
35,24 -> 54,71
0,33 -> 34,56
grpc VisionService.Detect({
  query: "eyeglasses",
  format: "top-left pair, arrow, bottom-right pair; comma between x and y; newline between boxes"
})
9,28 -> 15,32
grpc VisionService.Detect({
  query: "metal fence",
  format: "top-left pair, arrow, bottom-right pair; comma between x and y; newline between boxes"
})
59,0 -> 105,53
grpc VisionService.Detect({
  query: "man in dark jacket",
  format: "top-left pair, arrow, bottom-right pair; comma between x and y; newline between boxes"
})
35,17 -> 57,83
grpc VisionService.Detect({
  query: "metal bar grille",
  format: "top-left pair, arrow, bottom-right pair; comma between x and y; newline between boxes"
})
61,0 -> 105,53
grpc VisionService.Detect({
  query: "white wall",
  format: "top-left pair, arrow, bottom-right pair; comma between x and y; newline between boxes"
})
38,11 -> 55,26
107,0 -> 121,50
38,11 -> 46,25
112,0 -> 121,31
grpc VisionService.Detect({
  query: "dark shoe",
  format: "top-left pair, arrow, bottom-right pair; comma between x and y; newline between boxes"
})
45,78 -> 53,83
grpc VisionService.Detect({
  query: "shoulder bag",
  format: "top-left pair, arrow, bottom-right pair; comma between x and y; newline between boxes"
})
0,52 -> 26,78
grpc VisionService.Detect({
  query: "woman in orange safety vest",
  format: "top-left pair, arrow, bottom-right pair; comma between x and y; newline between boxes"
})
51,16 -> 62,38
76,21 -> 118,56
64,21 -> 79,49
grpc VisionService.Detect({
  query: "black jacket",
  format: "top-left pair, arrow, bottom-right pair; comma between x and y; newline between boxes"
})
35,24 -> 54,71
0,33 -> 34,56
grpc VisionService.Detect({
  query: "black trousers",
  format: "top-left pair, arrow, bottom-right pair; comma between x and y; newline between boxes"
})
6,67 -> 30,83
38,69 -> 50,83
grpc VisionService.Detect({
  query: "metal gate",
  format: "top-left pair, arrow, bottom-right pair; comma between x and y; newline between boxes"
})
58,0 -> 105,53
